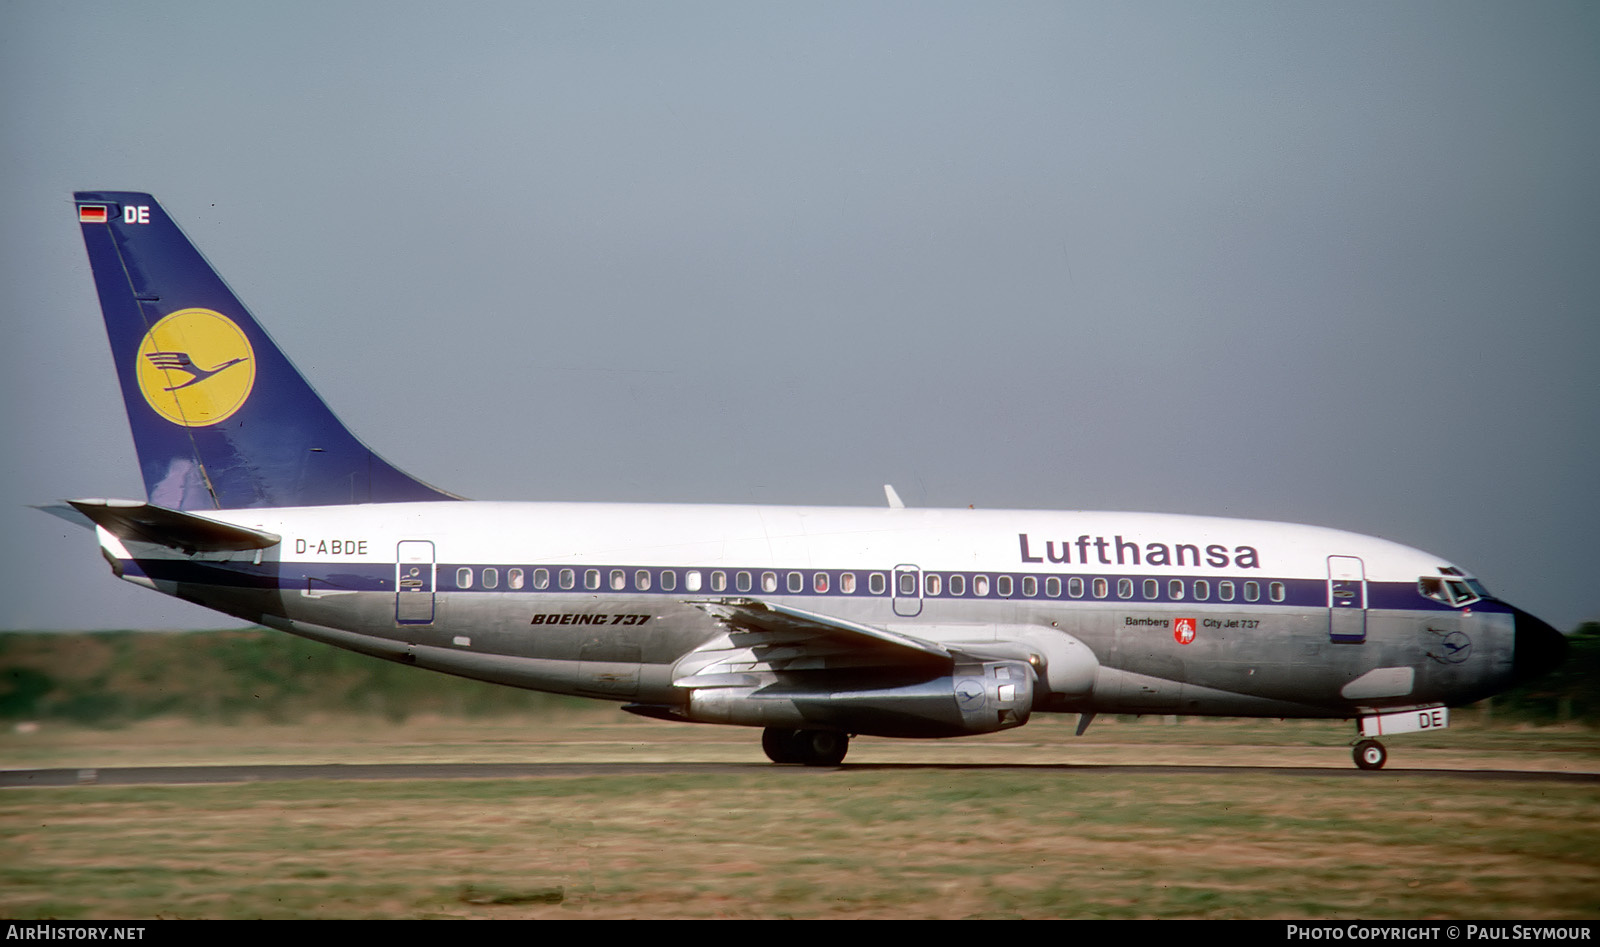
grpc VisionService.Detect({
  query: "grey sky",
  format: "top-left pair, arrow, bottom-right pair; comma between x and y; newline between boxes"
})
2,1 -> 1596,631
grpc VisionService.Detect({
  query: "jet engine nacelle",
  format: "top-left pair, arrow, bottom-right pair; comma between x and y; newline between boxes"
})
683,659 -> 1035,738
940,627 -> 1100,701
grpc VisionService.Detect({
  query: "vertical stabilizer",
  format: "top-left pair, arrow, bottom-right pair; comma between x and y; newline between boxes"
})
74,191 -> 459,509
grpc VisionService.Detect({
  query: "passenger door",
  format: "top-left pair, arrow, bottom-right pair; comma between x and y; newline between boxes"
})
1327,555 -> 1367,643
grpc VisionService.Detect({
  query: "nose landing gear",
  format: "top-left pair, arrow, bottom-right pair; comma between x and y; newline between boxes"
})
1353,738 -> 1387,770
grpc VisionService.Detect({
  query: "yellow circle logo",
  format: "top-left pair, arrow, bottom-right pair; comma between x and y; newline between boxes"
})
135,309 -> 256,426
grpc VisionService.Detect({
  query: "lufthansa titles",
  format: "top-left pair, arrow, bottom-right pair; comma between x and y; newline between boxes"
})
1018,533 -> 1260,569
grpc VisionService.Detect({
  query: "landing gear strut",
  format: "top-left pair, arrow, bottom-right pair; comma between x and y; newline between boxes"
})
762,727 -> 850,766
1353,739 -> 1387,770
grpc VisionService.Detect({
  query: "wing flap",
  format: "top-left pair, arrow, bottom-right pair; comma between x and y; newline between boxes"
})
678,598 -> 951,687
690,598 -> 951,659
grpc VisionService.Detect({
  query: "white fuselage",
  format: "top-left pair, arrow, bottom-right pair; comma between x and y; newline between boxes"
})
97,501 -> 1519,724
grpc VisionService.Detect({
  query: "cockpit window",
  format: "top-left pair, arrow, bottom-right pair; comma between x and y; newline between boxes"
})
1418,574 -> 1483,607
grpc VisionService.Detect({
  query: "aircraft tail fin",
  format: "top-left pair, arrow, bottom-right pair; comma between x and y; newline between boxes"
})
73,192 -> 460,510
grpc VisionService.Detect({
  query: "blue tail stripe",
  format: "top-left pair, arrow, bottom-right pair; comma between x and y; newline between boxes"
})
75,191 -> 459,509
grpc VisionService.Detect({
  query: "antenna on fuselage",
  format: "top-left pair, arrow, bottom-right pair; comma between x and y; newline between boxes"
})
883,484 -> 906,509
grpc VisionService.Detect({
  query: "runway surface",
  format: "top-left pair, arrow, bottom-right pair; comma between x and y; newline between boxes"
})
4,761 -> 1594,787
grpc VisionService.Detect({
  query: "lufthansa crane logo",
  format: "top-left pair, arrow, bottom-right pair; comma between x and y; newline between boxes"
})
135,309 -> 256,426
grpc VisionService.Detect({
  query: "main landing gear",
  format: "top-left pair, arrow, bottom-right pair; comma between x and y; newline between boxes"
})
1353,739 -> 1388,771
762,727 -> 850,766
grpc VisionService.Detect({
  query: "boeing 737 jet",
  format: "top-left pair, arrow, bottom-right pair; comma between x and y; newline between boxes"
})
55,191 -> 1567,768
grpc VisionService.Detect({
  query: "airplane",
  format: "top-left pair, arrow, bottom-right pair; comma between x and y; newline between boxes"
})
52,190 -> 1568,769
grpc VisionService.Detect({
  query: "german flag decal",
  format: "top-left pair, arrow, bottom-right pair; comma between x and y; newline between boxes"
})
78,205 -> 108,224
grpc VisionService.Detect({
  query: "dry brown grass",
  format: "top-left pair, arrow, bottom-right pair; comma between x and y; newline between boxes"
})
3,713 -> 1597,919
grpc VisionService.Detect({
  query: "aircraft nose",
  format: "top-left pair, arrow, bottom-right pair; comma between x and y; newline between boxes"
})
1511,605 -> 1567,684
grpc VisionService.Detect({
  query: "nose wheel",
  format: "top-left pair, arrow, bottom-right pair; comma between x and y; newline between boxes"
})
1353,739 -> 1387,770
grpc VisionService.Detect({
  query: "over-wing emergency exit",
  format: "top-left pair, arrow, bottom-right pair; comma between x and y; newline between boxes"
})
57,191 -> 1567,769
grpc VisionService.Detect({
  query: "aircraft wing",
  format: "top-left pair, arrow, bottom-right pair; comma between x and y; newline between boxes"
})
676,597 -> 952,687
67,499 -> 281,553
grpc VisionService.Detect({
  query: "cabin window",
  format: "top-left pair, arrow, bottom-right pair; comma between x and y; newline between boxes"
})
788,572 -> 804,593
1092,577 -> 1108,599
1167,579 -> 1183,600
533,568 -> 549,590
950,574 -> 966,596
659,570 -> 676,591
1045,576 -> 1061,598
814,572 -> 829,593
482,567 -> 499,590
508,568 -> 524,590
1068,576 -> 1084,598
610,569 -> 626,591
1117,578 -> 1133,599
1244,581 -> 1260,602
1143,578 -> 1159,599
736,571 -> 752,592
584,569 -> 600,590
869,572 -> 887,595
635,570 -> 651,591
973,575 -> 990,596
1217,580 -> 1234,601
711,571 -> 727,592
997,576 -> 1014,597
559,568 -> 574,590
840,572 -> 857,594
925,574 -> 941,596
1193,579 -> 1210,601
898,572 -> 916,596
1022,576 -> 1038,597
686,570 -> 702,592
1270,582 -> 1286,602
763,572 -> 778,592
457,567 -> 473,589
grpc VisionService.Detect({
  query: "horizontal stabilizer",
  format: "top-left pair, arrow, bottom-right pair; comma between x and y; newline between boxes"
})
32,503 -> 97,530
67,498 -> 281,552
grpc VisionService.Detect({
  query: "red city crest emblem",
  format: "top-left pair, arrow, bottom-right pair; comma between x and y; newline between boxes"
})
1174,618 -> 1197,645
